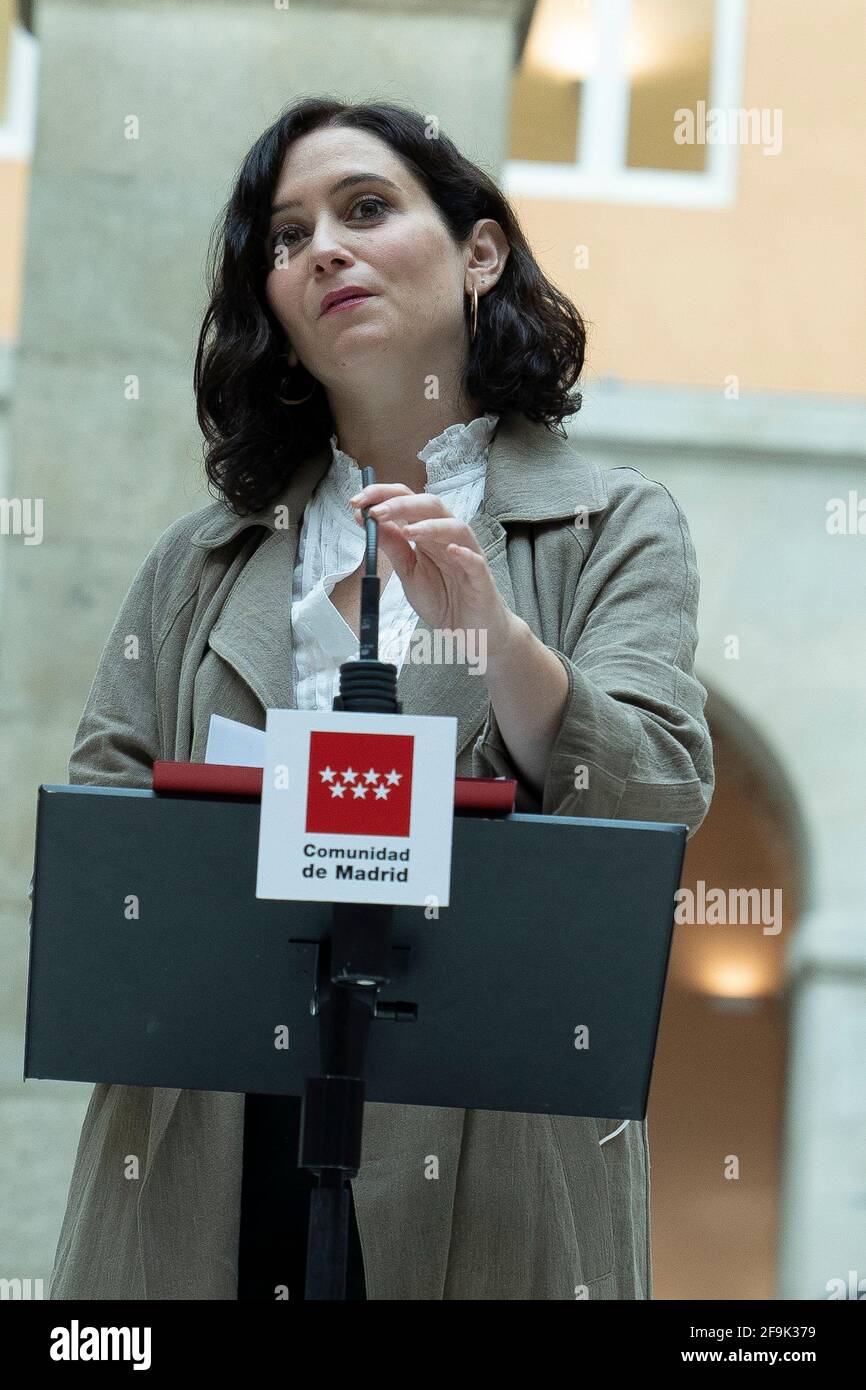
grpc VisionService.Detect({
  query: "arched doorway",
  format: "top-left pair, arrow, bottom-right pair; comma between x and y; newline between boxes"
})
648,688 -> 811,1299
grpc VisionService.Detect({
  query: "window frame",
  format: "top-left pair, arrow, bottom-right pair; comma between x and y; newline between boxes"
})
504,0 -> 749,209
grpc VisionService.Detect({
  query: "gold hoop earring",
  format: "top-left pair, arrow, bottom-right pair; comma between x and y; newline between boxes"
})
468,282 -> 479,342
275,350 -> 315,406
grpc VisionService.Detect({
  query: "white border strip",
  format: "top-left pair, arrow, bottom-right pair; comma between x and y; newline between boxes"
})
0,23 -> 40,161
573,381 -> 866,458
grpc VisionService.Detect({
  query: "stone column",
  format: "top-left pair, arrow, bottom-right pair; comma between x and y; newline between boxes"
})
779,911 -> 866,1299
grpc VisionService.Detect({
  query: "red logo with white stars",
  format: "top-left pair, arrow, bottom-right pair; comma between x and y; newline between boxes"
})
305,731 -> 414,837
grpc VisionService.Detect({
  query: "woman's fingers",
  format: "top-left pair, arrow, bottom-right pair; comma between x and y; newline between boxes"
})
348,482 -> 414,508
370,495 -> 449,522
367,518 -> 417,579
401,517 -> 483,555
349,489 -> 451,526
346,488 -> 495,629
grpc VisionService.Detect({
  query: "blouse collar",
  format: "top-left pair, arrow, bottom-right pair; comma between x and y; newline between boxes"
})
325,411 -> 500,505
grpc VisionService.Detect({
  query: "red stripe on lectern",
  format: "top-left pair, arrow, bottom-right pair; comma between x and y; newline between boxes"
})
151,761 -> 516,813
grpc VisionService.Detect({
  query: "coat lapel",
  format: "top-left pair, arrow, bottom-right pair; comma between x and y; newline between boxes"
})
190,447 -> 329,714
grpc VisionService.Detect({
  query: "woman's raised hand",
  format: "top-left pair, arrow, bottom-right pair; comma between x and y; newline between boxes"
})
349,482 -> 514,651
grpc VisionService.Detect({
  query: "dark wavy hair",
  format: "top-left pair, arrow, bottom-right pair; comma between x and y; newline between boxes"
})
194,97 -> 587,516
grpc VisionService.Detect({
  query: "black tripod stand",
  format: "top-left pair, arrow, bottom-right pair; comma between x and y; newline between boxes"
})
300,466 -> 401,1300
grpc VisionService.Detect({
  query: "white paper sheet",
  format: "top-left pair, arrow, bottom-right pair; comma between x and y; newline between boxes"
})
204,713 -> 266,768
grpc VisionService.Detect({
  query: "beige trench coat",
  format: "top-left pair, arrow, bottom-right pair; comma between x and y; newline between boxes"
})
45,410 -> 714,1300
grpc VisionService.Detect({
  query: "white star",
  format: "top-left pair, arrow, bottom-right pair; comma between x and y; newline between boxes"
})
373,784 -> 390,800
363,767 -> 379,785
342,766 -> 358,783
319,765 -> 336,783
352,783 -> 368,798
329,782 -> 346,798
385,769 -> 402,786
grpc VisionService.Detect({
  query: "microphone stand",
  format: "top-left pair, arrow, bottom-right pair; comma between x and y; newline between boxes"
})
300,466 -> 402,1300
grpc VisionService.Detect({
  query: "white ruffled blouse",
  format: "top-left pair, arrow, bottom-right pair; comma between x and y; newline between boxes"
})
291,412 -> 500,710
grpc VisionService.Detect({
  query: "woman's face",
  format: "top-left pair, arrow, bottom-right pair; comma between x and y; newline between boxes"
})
262,126 -> 473,391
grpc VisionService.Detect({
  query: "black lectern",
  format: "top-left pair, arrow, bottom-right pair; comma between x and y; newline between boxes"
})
27,785 -> 685,1118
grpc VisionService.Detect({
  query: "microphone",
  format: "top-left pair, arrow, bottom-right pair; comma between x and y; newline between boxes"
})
333,466 -> 401,716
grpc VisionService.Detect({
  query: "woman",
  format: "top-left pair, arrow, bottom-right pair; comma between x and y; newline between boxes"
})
47,98 -> 714,1300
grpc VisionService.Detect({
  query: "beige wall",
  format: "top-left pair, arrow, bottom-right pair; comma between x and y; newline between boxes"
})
0,0 -> 27,339
511,0 -> 866,395
0,161 -> 28,337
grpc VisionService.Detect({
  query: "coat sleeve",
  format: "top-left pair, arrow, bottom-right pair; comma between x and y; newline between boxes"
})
474,474 -> 715,839
65,542 -> 165,791
27,542 -> 165,921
